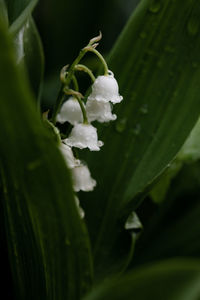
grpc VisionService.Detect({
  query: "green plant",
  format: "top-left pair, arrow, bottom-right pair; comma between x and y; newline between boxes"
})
1,0 -> 200,299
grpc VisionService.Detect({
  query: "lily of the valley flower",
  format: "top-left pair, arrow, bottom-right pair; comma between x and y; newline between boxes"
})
59,143 -> 80,168
75,196 -> 85,218
86,99 -> 117,123
88,72 -> 123,104
56,96 -> 84,125
60,143 -> 96,193
72,164 -> 96,192
65,123 -> 103,151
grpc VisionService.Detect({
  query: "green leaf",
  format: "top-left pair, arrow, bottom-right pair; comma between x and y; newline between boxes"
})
5,0 -> 38,29
150,115 -> 200,204
0,0 -> 8,25
133,161 -> 200,265
0,19 -> 92,299
149,159 -> 182,204
3,0 -> 44,102
178,116 -> 200,162
84,259 -> 200,300
12,16 -> 44,101
82,0 -> 200,271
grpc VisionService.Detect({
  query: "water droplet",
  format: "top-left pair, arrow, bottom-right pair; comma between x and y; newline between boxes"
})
164,45 -> 175,53
187,17 -> 199,36
27,159 -> 41,170
157,60 -> 163,68
125,152 -> 129,159
146,49 -> 155,56
132,124 -> 141,136
149,1 -> 161,13
115,118 -> 127,133
192,62 -> 198,68
65,238 -> 71,246
140,31 -> 147,39
140,104 -> 148,114
131,91 -> 137,100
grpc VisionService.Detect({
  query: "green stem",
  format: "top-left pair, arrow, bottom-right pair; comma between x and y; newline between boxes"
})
64,48 -> 88,86
51,50 -> 88,123
71,76 -> 88,123
75,96 -> 88,124
87,48 -> 109,75
72,75 -> 79,91
75,64 -> 96,82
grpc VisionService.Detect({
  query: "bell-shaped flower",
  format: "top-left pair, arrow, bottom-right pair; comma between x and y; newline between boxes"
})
56,97 -> 84,125
72,164 -> 96,192
86,98 -> 117,123
59,143 -> 80,168
88,72 -> 123,104
75,196 -> 85,218
65,123 -> 103,151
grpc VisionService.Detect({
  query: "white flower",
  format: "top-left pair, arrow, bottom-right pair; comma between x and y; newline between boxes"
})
88,72 -> 123,104
72,164 -> 96,192
56,97 -> 84,125
59,143 -> 80,168
86,99 -> 117,123
64,123 -> 103,151
75,196 -> 85,218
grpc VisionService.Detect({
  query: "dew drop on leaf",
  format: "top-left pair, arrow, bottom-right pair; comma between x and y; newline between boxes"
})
140,31 -> 147,39
149,1 -> 161,13
187,17 -> 199,36
132,124 -> 141,136
140,104 -> 148,115
115,118 -> 127,133
192,62 -> 198,68
164,45 -> 175,53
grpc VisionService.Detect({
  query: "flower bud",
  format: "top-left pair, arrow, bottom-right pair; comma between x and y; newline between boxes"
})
75,196 -> 85,218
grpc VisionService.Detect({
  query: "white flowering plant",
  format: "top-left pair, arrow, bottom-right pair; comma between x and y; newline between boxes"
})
1,0 -> 200,299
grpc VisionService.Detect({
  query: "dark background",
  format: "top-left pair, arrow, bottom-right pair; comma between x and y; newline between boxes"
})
34,0 -> 139,109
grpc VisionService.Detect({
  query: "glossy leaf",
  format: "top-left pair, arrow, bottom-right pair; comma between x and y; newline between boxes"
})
82,0 -> 200,269
84,259 -> 200,300
3,0 -> 44,102
13,16 -> 44,101
0,0 -> 8,25
5,0 -> 38,28
0,20 -> 92,299
133,160 -> 200,265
